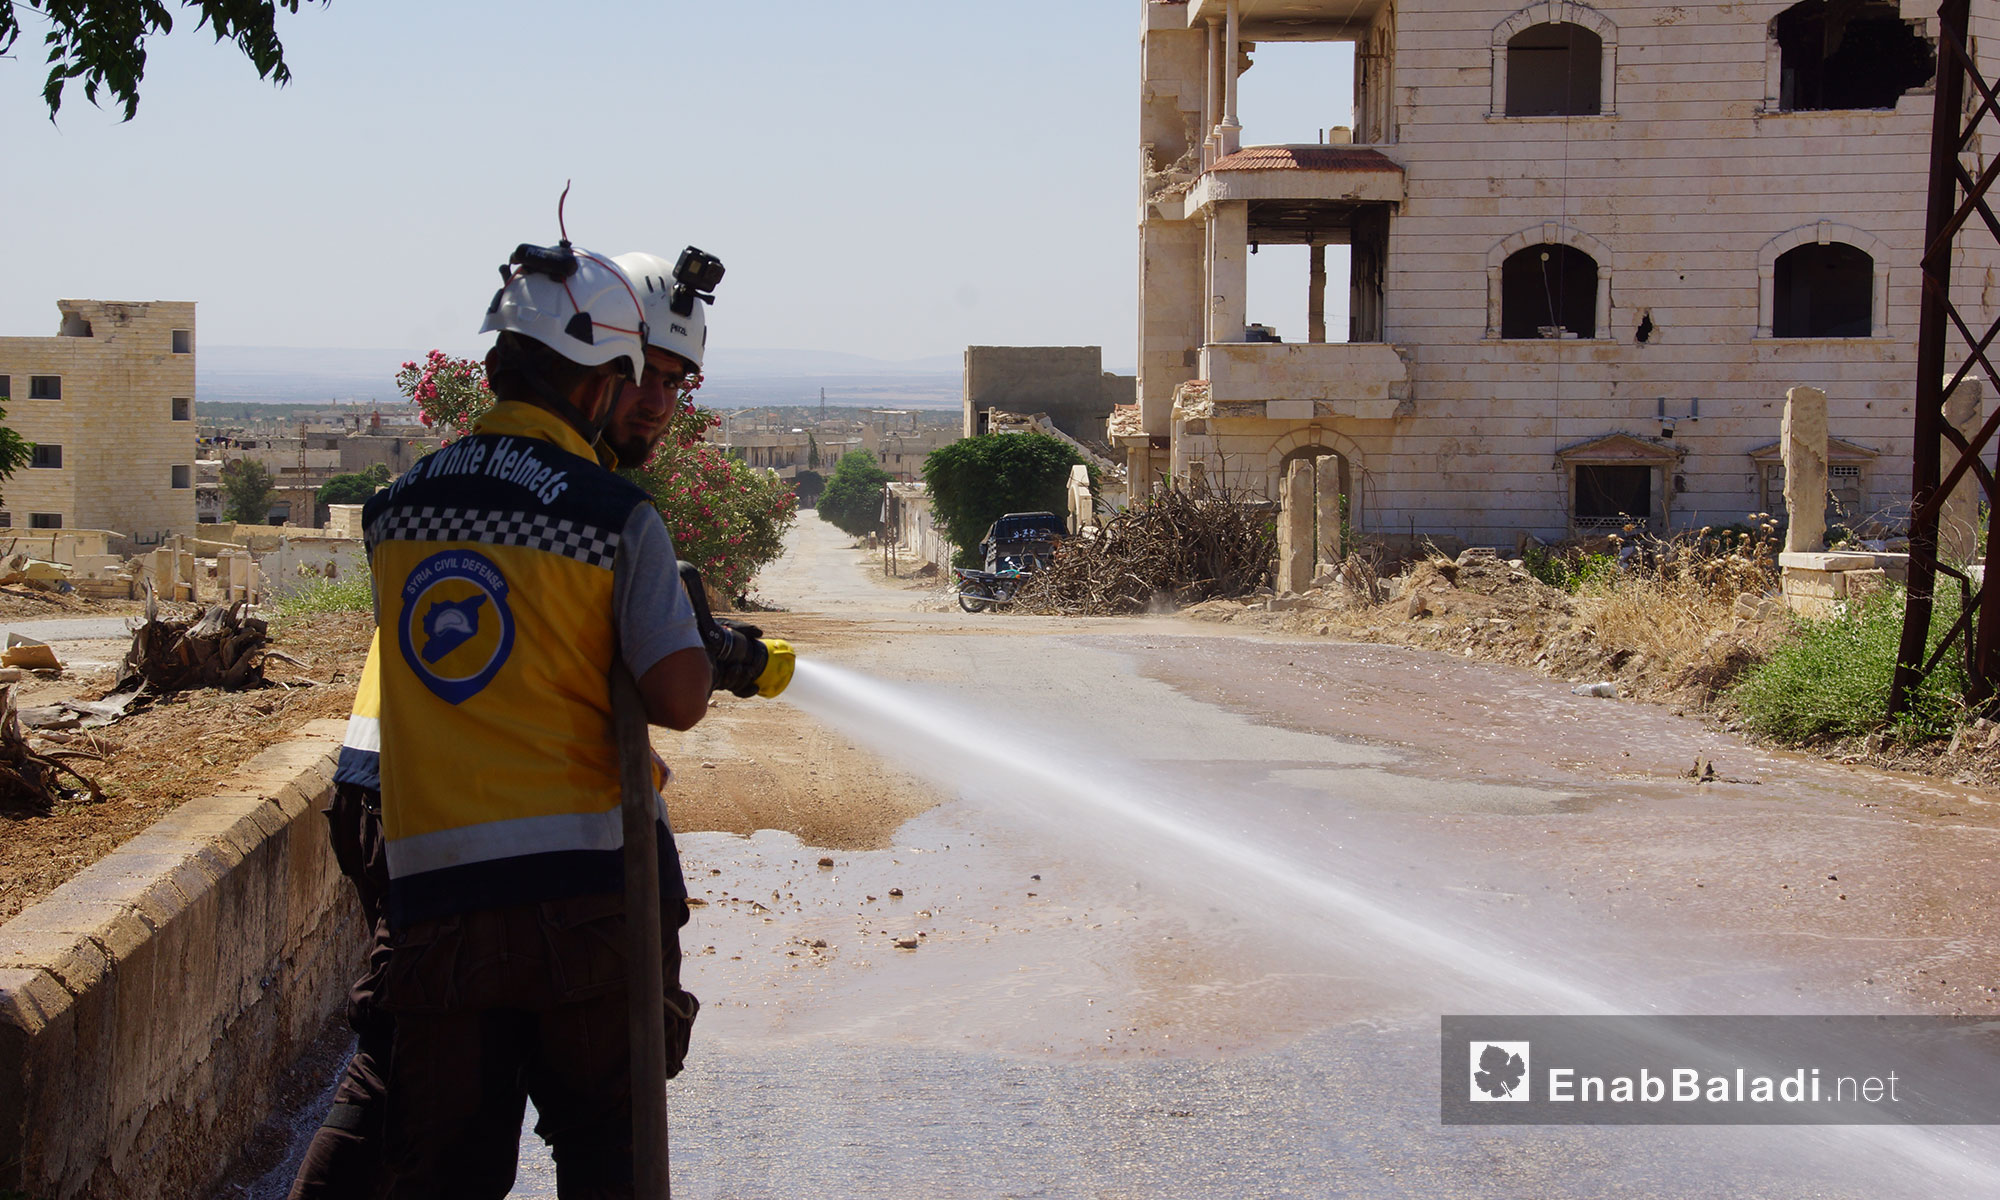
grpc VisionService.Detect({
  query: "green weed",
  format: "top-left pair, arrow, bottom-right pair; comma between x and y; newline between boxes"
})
1733,586 -> 1968,744
272,574 -> 373,622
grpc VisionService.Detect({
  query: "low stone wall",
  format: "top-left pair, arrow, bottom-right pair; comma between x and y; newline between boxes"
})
0,720 -> 364,1200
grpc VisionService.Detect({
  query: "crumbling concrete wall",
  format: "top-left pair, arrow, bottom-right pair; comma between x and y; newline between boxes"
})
963,346 -> 1122,443
0,722 -> 363,1200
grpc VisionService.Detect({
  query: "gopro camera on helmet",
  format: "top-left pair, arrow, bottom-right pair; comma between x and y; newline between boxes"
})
668,246 -> 725,317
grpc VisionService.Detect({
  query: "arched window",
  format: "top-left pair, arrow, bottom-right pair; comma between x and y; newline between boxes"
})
1507,23 -> 1602,116
1773,243 -> 1873,337
1772,0 -> 1935,112
1500,244 -> 1598,339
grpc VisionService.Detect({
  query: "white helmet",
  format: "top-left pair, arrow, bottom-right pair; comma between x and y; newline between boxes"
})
613,248 -> 718,372
481,242 -> 648,381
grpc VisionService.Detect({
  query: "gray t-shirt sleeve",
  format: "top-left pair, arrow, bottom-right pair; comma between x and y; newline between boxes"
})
614,503 -> 706,679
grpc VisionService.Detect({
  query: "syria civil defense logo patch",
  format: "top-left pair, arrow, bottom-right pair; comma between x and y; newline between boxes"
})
397,549 -> 515,704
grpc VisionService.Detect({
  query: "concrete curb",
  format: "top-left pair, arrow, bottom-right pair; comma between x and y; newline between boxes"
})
0,718 -> 366,1199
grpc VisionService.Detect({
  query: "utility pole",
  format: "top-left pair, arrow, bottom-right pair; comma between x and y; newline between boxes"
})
820,387 -> 826,422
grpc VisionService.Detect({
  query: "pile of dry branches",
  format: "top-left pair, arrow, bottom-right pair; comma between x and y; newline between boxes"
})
1014,480 -> 1275,615
114,598 -> 274,694
0,688 -> 102,815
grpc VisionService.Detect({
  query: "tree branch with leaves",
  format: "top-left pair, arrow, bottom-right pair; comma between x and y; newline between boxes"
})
2,0 -> 325,121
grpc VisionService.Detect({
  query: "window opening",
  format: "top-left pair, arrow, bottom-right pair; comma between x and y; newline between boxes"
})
1246,242 -> 1355,346
1773,242 -> 1873,336
171,464 -> 191,489
172,397 -> 192,421
28,376 -> 61,400
0,376 -> 9,401
1231,40 -> 1358,146
1774,0 -> 1935,111
1501,244 -> 1598,339
58,313 -> 92,337
1507,23 -> 1602,116
1573,464 -> 1650,528
28,513 -> 62,530
30,445 -> 61,469
172,329 -> 193,354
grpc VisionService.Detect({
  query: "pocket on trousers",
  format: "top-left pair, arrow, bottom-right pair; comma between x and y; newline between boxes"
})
664,987 -> 700,1079
539,892 -> 629,1005
380,916 -> 463,1014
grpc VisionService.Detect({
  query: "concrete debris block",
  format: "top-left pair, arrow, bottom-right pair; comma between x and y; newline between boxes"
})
1732,594 -> 1787,622
1267,591 -> 1304,612
0,554 -> 71,587
1572,681 -> 1618,698
1783,568 -> 1845,602
894,937 -> 919,950
2,635 -> 61,674
1844,568 -> 1890,602
1781,385 -> 1829,554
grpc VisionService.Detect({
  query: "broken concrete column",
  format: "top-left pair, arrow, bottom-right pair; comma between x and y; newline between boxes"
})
149,548 -> 176,599
1277,458 -> 1314,594
1781,385 -> 1829,554
1307,244 -> 1327,345
1940,376 -> 1985,566
1314,457 -> 1342,567
227,552 -> 252,604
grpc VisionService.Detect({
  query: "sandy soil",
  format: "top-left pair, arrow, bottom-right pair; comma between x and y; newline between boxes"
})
0,611 -> 368,923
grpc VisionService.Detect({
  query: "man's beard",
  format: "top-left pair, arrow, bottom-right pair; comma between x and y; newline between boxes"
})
608,433 -> 653,469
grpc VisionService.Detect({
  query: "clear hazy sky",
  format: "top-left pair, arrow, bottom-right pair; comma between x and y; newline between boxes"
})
3,2 -> 1353,366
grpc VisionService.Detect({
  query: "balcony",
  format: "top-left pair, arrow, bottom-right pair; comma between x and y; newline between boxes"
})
1199,341 -> 1411,420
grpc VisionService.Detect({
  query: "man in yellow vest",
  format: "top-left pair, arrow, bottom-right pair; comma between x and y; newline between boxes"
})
287,252 -> 739,1197
346,238 -> 783,1196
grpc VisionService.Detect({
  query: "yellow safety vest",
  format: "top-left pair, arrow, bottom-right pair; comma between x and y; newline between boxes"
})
363,401 -> 675,925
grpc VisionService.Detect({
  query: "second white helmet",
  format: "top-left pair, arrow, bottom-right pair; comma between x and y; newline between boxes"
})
614,249 -> 714,372
481,243 -> 649,382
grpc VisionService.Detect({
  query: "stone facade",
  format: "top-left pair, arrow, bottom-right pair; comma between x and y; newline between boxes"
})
0,300 -> 198,541
1130,0 -> 1992,544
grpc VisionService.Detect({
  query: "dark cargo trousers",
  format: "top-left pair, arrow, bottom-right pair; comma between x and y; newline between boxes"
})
289,782 -> 395,1200
378,894 -> 698,1199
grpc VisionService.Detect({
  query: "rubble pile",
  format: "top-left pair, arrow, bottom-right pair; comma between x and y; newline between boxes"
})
114,595 -> 275,694
1015,481 -> 1275,615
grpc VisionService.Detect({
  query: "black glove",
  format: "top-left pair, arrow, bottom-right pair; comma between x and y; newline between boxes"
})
679,561 -> 769,698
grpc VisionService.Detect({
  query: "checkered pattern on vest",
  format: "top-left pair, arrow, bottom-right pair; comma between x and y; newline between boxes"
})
367,507 -> 619,569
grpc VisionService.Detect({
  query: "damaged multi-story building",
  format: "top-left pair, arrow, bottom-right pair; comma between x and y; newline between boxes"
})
0,300 -> 198,542
1122,0 -> 1983,545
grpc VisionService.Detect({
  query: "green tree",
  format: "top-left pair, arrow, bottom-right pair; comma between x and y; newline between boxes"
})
817,450 -> 893,538
222,458 -> 276,523
922,433 -> 1087,566
315,463 -> 392,506
791,469 -> 825,509
4,1 -> 325,121
0,402 -> 32,507
807,432 -> 820,470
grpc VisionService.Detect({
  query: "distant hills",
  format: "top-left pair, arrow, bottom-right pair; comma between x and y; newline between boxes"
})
197,345 -> 968,411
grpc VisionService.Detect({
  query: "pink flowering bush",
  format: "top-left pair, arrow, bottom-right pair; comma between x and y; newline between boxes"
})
627,404 -> 798,599
394,350 -> 491,442
396,349 -> 795,598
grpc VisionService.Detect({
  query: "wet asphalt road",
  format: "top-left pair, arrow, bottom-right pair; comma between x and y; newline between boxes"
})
233,518 -> 2000,1198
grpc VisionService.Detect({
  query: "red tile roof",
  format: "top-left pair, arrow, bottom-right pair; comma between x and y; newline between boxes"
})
1208,146 -> 1402,173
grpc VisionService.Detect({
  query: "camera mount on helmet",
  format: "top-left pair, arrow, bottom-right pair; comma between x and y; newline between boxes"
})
505,241 -> 580,284
668,246 -> 725,317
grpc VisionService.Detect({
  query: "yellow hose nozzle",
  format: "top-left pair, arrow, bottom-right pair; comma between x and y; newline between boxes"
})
754,639 -> 795,698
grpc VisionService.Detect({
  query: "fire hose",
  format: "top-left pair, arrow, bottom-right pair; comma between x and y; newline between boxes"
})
613,561 -> 792,1195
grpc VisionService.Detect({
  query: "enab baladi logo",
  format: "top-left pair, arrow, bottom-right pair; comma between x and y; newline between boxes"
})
397,549 -> 515,704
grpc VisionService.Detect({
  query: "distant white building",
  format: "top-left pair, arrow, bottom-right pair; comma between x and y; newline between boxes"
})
1123,0 -> 1985,544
